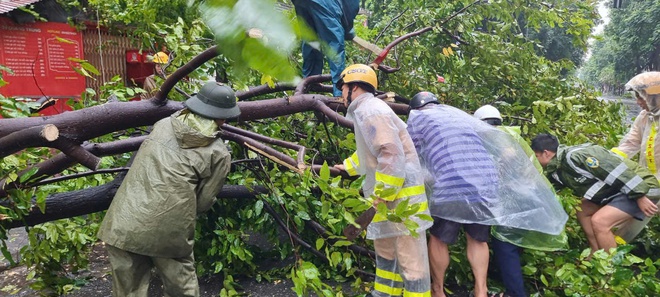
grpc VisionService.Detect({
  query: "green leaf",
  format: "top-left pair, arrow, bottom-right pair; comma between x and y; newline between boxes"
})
19,167 -> 39,183
330,252 -> 341,267
254,199 -> 263,215
332,240 -> 352,247
541,274 -> 548,286
36,192 -> 47,214
315,238 -> 324,250
296,211 -> 310,220
319,162 -> 330,181
394,198 -> 409,217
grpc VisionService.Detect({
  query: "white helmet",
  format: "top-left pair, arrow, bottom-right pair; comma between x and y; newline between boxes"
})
474,104 -> 502,121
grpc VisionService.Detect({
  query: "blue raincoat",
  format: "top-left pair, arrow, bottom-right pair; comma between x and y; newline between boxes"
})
293,0 -> 359,96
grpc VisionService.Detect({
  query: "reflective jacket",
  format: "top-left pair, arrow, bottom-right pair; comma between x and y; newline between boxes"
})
98,110 -> 231,258
613,110 -> 660,179
342,93 -> 432,239
546,144 -> 660,205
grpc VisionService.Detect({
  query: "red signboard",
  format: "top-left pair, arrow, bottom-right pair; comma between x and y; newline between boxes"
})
0,17 -> 85,98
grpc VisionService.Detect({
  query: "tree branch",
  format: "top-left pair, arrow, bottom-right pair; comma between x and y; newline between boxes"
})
49,137 -> 101,170
2,184 -> 269,229
0,124 -> 58,158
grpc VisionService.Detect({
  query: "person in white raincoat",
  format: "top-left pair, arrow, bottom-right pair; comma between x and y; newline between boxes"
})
98,82 -> 240,297
333,64 -> 432,297
611,72 -> 660,242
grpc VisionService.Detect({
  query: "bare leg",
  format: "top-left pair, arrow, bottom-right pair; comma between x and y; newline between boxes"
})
591,205 -> 634,252
428,235 -> 449,297
466,233 -> 489,297
576,199 -> 601,252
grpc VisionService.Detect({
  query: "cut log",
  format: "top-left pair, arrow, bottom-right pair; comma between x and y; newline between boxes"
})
0,124 -> 59,158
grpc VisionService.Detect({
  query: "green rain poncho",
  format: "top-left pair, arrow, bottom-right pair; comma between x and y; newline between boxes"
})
98,110 -> 231,258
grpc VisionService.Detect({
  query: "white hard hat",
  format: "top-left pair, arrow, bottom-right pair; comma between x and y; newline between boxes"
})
474,104 -> 502,121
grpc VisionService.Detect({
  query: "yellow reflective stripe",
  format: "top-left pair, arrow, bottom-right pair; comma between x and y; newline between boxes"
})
611,147 -> 628,159
375,171 -> 405,188
615,235 -> 627,245
343,159 -> 357,176
397,185 -> 425,198
645,122 -> 657,174
349,151 -> 359,166
417,201 -> 428,212
374,282 -> 403,296
404,289 -> 431,297
374,172 -> 406,201
376,268 -> 404,282
343,152 -> 359,176
372,201 -> 428,223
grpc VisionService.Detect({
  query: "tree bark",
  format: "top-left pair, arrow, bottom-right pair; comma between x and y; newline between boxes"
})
0,124 -> 58,157
3,183 -> 269,229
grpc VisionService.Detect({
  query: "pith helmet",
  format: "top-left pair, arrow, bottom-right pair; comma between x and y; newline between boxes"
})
152,51 -> 169,64
625,72 -> 660,113
337,64 -> 378,90
409,91 -> 439,110
185,82 -> 241,120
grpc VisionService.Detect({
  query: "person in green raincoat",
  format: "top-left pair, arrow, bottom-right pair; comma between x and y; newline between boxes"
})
531,133 -> 660,254
98,81 -> 240,297
475,105 -> 567,297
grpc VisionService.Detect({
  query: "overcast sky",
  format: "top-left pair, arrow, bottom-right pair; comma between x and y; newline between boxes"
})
593,1 -> 610,35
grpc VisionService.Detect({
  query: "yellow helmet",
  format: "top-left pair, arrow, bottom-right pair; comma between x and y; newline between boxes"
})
337,64 -> 378,91
152,51 -> 169,64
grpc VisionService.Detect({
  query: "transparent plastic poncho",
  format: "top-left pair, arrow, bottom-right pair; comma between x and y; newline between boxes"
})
407,104 -> 567,236
346,93 -> 432,240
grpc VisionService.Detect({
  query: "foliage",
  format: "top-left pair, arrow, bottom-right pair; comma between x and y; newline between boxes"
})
580,0 -> 660,92
4,0 -> 660,296
525,245 -> 660,296
0,97 -> 126,294
20,218 -> 99,295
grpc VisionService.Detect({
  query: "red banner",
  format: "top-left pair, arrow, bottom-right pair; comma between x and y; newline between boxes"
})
0,17 -> 85,98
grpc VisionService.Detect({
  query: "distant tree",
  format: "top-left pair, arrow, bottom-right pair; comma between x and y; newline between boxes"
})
581,0 -> 660,91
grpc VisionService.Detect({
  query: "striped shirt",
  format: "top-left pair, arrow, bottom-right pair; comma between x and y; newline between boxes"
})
407,105 -> 498,204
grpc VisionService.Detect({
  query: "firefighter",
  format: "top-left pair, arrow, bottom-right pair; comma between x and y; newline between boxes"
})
333,64 -> 432,297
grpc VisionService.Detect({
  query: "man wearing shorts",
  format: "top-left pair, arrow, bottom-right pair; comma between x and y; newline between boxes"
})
531,133 -> 660,253
407,92 -> 498,297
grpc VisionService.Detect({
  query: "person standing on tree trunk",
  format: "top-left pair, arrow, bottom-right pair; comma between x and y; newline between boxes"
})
291,0 -> 359,97
531,133 -> 660,253
98,81 -> 240,297
333,64 -> 432,297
